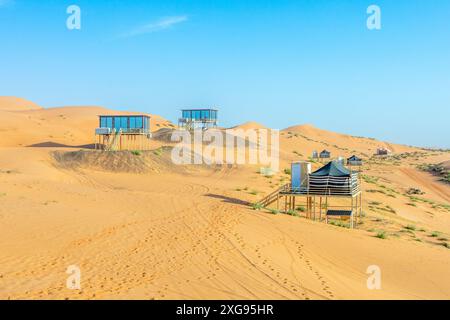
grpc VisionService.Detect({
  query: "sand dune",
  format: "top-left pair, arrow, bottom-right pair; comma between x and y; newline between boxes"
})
0,97 -> 449,300
0,96 -> 42,111
231,121 -> 268,130
282,124 -> 414,157
0,97 -> 173,148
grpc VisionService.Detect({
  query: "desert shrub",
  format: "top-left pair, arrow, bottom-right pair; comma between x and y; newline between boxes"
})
375,231 -> 387,239
384,206 -> 396,214
252,203 -> 263,211
362,175 -> 379,184
286,210 -> 299,217
153,148 -> 163,156
268,209 -> 279,215
329,220 -> 350,228
430,231 -> 440,238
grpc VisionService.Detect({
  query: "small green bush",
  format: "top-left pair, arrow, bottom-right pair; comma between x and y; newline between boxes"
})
153,148 -> 163,156
430,231 -> 440,238
252,203 -> 263,211
268,209 -> 279,215
375,231 -> 387,239
287,210 -> 299,217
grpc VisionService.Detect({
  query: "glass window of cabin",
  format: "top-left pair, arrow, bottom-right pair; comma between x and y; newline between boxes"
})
106,117 -> 113,128
129,116 -> 136,129
143,117 -> 148,130
193,110 -> 201,120
201,110 -> 210,120
136,116 -> 143,128
182,110 -> 190,119
121,117 -> 128,130
100,117 -> 107,128
114,117 -> 121,130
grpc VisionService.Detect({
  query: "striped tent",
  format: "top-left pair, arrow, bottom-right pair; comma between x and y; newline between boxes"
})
308,161 -> 360,196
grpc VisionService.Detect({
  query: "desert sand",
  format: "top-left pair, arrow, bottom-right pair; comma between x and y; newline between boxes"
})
0,97 -> 449,300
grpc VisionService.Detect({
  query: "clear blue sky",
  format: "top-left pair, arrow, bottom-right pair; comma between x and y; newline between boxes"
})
1,0 -> 449,147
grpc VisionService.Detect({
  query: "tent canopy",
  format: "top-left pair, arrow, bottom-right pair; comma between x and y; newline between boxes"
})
311,161 -> 351,177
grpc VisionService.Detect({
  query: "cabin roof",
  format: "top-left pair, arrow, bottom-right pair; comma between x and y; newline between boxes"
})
98,115 -> 150,118
347,155 -> 362,161
181,108 -> 218,111
311,161 -> 351,177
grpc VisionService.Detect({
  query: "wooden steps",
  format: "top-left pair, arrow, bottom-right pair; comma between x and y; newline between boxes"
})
257,184 -> 289,207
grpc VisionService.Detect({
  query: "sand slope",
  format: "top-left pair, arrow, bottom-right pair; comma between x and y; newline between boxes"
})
0,97 -> 173,148
0,96 -> 42,111
0,97 -> 449,300
0,148 -> 449,300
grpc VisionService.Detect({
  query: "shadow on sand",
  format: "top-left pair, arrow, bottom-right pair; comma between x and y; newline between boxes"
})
27,141 -> 96,149
204,193 -> 251,206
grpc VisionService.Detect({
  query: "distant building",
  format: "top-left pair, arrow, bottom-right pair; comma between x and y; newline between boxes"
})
319,150 -> 331,159
95,115 -> 151,151
376,147 -> 391,156
179,108 -> 218,130
97,115 -> 150,134
312,150 -> 319,159
347,155 -> 363,166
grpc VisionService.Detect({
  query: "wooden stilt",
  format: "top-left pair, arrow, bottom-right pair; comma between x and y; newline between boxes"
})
319,197 -> 322,222
307,197 -> 310,219
277,193 -> 280,211
350,196 -> 354,229
284,195 -> 287,213
313,196 -> 316,221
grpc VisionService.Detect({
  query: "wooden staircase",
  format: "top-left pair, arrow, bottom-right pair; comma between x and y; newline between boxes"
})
257,184 -> 289,208
105,129 -> 122,151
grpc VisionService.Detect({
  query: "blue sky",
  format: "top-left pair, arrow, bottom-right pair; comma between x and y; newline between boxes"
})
1,0 -> 449,147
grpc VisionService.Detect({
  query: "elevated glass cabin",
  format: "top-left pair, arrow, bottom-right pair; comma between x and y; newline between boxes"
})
181,109 -> 218,121
179,108 -> 218,129
97,115 -> 150,134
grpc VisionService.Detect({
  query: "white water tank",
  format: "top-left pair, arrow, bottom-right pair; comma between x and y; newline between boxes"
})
291,161 -> 311,192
